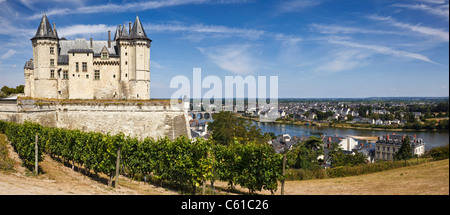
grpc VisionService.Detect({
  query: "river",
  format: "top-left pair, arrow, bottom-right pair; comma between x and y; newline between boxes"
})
253,121 -> 449,150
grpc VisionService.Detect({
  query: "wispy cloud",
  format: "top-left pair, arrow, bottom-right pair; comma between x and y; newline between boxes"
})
1,49 -> 18,59
198,44 -> 257,75
58,24 -> 115,38
327,39 -> 443,66
27,0 -> 250,19
368,15 -> 449,42
19,0 -> 85,10
276,0 -> 324,13
146,22 -> 265,39
393,3 -> 449,21
314,49 -> 371,74
310,23 -> 405,36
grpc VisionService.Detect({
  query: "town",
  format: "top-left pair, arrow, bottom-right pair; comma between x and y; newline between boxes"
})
244,98 -> 449,130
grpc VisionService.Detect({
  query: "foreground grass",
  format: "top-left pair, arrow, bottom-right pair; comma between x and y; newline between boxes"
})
255,159 -> 448,195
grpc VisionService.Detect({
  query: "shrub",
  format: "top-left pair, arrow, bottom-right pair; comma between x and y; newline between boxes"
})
426,144 -> 449,161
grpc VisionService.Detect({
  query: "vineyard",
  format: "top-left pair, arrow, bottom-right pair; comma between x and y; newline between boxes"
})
0,120 -> 284,194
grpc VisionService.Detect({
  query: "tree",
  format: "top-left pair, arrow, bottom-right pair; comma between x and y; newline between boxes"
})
16,85 -> 24,94
208,111 -> 269,145
395,136 -> 413,160
287,137 -> 324,170
0,85 -> 24,96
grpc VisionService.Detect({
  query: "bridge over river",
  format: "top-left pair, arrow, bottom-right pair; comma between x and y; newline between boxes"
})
188,111 -> 219,120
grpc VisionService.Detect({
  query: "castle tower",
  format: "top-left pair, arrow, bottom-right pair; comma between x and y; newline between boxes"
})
129,15 -> 152,100
30,14 -> 59,99
24,59 -> 34,97
115,24 -> 131,99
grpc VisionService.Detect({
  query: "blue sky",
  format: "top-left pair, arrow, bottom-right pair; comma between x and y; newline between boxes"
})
0,0 -> 448,98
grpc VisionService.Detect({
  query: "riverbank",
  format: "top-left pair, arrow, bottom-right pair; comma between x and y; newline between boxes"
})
237,115 -> 447,132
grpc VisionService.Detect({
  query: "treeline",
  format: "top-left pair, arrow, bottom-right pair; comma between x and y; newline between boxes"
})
0,85 -> 24,97
0,120 -> 283,194
358,102 -> 449,119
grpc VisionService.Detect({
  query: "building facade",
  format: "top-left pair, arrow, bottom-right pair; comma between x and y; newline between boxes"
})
375,134 -> 425,161
24,14 -> 152,100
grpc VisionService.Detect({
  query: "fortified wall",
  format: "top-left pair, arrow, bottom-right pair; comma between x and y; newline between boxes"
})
0,98 -> 191,140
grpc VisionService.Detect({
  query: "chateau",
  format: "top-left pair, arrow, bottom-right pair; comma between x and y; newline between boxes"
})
24,14 -> 152,100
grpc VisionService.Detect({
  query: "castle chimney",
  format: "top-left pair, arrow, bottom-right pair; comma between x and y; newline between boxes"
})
90,38 -> 93,48
129,22 -> 132,35
53,22 -> 56,33
108,30 -> 111,48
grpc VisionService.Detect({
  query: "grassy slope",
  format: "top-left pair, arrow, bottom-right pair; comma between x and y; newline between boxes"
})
214,159 -> 449,195
283,159 -> 449,195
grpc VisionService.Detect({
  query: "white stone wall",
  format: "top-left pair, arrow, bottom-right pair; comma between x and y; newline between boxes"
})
0,101 -> 191,140
68,53 -> 94,99
93,58 -> 121,99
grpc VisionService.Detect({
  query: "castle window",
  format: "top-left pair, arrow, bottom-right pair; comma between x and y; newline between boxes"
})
63,71 -> 68,80
50,47 -> 54,54
50,59 -> 55,66
50,70 -> 55,78
86,74 -> 89,79
102,53 -> 108,59
82,62 -> 87,72
76,62 -> 79,72
125,52 -> 127,56
94,70 -> 100,80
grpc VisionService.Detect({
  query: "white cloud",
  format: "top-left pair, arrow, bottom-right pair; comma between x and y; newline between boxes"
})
368,15 -> 449,42
198,44 -> 257,75
147,22 -> 265,39
310,24 -> 405,35
19,0 -> 85,10
57,24 -> 115,38
327,39 -> 442,66
27,0 -> 250,19
276,0 -> 324,13
1,49 -> 18,59
393,3 -> 449,21
314,49 -> 371,73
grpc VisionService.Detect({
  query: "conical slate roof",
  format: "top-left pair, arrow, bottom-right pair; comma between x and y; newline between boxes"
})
130,16 -> 151,41
121,24 -> 130,39
114,25 -> 121,40
31,14 -> 58,40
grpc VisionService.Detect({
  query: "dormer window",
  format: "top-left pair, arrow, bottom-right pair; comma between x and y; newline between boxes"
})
100,46 -> 109,60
